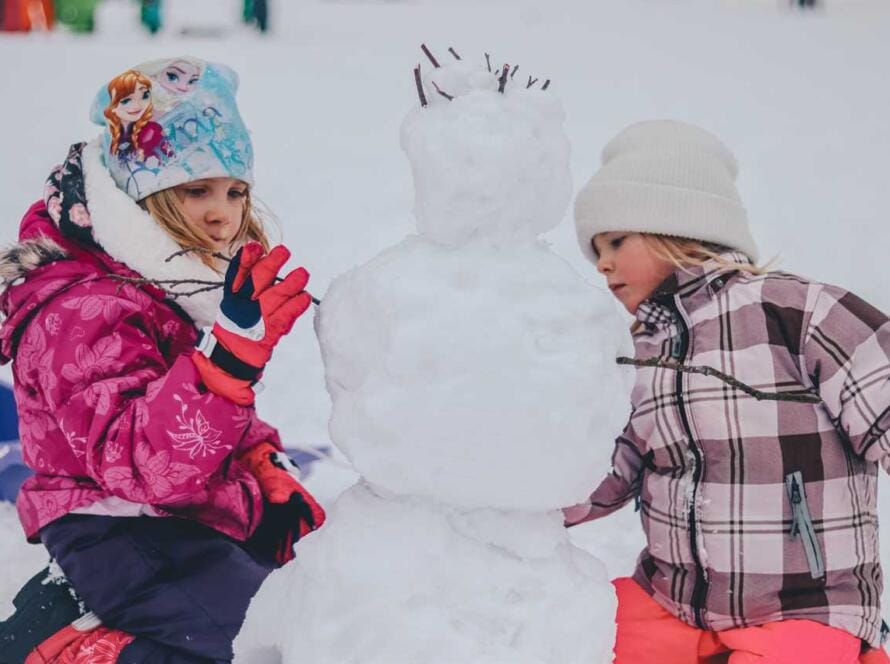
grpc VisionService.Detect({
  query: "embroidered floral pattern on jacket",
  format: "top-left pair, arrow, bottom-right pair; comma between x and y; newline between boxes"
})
167,394 -> 228,460
0,201 -> 282,543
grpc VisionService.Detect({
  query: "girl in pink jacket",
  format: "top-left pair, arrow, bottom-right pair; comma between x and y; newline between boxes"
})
567,120 -> 890,664
0,57 -> 324,663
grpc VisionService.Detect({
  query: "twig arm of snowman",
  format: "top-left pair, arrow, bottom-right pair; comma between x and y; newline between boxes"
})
163,247 -> 322,305
616,356 -> 820,403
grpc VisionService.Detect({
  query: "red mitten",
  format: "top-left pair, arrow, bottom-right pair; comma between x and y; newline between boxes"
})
239,442 -> 326,565
193,242 -> 312,406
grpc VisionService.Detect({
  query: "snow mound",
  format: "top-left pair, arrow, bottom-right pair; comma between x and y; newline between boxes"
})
235,482 -> 616,664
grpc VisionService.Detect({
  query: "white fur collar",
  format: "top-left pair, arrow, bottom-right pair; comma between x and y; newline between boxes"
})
82,138 -> 222,329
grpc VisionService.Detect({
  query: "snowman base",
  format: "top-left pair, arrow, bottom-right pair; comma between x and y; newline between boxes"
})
235,481 -> 616,664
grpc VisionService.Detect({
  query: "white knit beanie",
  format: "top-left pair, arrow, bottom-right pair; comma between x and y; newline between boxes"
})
574,120 -> 759,263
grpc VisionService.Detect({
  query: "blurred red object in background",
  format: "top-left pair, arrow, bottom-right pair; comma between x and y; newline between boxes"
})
1,0 -> 54,32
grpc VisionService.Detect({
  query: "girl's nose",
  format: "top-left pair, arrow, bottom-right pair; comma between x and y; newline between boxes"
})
204,198 -> 228,224
596,255 -> 612,275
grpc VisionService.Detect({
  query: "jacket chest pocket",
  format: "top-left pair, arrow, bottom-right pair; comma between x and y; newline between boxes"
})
785,471 -> 825,580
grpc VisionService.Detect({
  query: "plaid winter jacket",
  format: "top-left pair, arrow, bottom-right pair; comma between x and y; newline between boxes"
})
564,252 -> 890,646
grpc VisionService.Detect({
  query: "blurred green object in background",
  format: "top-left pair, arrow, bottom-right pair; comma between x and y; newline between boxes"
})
140,0 -> 160,34
243,0 -> 267,32
54,0 -> 98,33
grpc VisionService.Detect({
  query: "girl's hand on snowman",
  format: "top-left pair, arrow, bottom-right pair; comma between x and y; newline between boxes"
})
215,241 -> 312,366
192,242 -> 312,406
239,441 -> 326,565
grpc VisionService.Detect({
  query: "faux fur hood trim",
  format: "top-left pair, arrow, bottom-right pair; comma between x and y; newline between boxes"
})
81,137 -> 223,329
0,236 -> 67,287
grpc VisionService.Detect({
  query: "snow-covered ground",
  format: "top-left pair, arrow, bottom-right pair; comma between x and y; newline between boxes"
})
1,0 -> 889,651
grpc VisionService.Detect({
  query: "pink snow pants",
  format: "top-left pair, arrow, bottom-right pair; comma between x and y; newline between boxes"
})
612,577 -> 890,664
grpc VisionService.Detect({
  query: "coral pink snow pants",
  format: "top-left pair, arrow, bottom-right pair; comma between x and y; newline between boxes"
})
612,577 -> 890,664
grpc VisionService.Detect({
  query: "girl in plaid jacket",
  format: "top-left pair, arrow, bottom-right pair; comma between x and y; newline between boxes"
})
566,120 -> 890,664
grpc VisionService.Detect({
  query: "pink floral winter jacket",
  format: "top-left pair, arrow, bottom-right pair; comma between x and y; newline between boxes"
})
0,201 -> 281,543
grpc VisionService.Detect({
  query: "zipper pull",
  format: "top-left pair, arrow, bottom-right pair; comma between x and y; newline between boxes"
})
671,335 -> 683,359
789,478 -> 802,537
784,471 -> 826,580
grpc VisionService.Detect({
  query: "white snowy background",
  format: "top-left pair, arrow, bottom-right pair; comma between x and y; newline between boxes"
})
0,0 -> 888,650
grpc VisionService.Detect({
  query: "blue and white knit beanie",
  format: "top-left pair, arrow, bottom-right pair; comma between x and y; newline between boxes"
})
88,56 -> 254,201
574,120 -> 759,263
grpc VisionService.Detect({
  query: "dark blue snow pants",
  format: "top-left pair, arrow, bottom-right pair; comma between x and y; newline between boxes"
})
41,514 -> 276,663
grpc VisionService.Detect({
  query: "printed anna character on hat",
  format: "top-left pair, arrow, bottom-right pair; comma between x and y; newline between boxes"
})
103,69 -> 174,164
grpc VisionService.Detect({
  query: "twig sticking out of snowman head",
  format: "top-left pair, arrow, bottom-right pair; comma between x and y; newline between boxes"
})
413,66 -> 428,107
497,65 -> 510,93
431,81 -> 454,101
421,44 -> 441,69
413,45 -> 551,108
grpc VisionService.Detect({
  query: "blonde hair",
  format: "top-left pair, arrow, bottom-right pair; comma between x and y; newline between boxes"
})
141,188 -> 276,273
625,235 -> 775,334
640,234 -> 774,276
105,70 -> 155,159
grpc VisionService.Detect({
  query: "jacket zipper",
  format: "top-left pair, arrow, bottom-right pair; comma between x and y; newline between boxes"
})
669,297 -> 708,629
785,471 -> 825,579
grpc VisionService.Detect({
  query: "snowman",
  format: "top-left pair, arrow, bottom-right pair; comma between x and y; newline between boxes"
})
235,47 -> 632,664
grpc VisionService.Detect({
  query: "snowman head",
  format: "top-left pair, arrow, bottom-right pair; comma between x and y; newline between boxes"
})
400,47 -> 572,248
